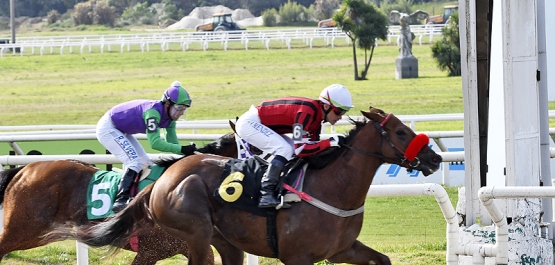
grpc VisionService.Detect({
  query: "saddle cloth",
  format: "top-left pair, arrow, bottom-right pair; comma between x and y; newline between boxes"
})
86,164 -> 166,219
214,156 -> 307,216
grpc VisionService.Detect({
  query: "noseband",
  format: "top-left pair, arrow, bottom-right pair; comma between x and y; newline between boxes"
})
341,114 -> 428,169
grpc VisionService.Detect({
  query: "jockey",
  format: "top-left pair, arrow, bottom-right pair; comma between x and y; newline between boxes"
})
96,80 -> 196,212
235,84 -> 354,208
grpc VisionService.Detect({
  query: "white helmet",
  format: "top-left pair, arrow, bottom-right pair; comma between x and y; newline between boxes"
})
319,84 -> 354,112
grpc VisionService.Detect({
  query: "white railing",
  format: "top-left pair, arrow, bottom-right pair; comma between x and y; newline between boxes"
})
0,25 -> 446,57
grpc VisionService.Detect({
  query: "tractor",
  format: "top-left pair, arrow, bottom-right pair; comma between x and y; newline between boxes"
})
424,5 -> 458,24
318,18 -> 335,28
195,13 -> 244,32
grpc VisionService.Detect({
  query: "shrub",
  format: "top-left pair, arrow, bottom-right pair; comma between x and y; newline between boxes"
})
121,2 -> 157,25
314,0 -> 340,20
431,12 -> 461,76
262,8 -> 278,26
72,1 -> 94,26
93,0 -> 116,27
46,10 -> 61,24
278,0 -> 305,24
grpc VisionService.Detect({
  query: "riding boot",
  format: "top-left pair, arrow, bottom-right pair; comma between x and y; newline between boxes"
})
113,168 -> 138,213
259,156 -> 286,208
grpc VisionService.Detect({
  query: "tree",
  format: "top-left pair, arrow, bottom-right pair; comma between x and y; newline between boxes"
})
94,0 -> 117,26
334,0 -> 389,80
72,1 -> 94,25
314,0 -> 339,21
431,12 -> 461,76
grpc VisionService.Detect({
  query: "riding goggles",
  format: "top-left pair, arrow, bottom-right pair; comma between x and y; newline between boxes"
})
172,104 -> 189,111
332,106 -> 348,116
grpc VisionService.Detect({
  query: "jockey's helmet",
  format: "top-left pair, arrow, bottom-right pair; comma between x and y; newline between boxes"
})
319,84 -> 354,114
162,81 -> 192,107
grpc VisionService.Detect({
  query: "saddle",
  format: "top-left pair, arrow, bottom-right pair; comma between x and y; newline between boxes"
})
214,156 -> 308,217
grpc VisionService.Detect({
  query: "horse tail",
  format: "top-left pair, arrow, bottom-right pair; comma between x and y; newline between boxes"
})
74,183 -> 156,248
0,166 -> 25,206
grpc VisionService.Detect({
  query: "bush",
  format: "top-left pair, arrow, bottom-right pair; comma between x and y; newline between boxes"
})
93,0 -> 116,27
314,0 -> 340,20
46,10 -> 61,24
278,0 -> 305,24
431,12 -> 461,76
262,8 -> 278,26
121,2 -> 157,25
72,2 -> 94,26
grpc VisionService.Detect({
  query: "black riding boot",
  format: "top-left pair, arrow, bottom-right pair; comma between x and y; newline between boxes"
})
259,155 -> 286,208
113,168 -> 138,213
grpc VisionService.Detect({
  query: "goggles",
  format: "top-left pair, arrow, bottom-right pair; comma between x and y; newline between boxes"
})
332,106 -> 348,116
172,104 -> 189,111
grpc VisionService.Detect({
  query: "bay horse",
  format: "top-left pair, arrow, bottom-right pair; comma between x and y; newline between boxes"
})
0,133 -> 244,264
59,107 -> 442,265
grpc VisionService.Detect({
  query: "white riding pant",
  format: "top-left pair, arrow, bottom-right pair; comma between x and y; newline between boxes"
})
235,105 -> 294,161
96,112 -> 152,173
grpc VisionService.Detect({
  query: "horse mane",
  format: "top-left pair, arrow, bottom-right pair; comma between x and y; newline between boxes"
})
196,132 -> 236,155
153,133 -> 237,168
305,118 -> 367,169
66,159 -> 98,169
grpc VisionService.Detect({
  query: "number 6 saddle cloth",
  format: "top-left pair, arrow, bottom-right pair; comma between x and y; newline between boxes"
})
214,156 -> 307,216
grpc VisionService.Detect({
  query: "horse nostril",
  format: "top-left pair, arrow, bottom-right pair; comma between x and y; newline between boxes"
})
433,155 -> 443,164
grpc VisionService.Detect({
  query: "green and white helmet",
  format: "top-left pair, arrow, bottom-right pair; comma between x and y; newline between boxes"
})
162,81 -> 192,107
319,84 -> 354,111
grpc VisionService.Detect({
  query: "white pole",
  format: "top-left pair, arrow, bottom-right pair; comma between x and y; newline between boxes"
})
246,253 -> 258,265
76,242 -> 88,265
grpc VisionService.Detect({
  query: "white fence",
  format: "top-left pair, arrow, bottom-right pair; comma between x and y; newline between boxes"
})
0,25 -> 446,57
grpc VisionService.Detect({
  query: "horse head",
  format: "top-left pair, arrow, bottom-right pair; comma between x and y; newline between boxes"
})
345,107 -> 442,176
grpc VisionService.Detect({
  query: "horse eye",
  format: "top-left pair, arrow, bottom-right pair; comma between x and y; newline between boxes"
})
396,130 -> 407,137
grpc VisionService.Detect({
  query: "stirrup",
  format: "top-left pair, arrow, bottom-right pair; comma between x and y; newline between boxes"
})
276,195 -> 291,210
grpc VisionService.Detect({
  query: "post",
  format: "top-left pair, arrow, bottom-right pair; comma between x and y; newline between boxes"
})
10,0 -> 15,44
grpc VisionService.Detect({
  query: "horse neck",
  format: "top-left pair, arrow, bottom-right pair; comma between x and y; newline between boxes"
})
310,127 -> 383,209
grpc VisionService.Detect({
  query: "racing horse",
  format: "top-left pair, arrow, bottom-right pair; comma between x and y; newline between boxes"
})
61,107 -> 442,265
0,133 -> 244,264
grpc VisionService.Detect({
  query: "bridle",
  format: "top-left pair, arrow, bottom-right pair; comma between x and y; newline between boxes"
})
340,113 -> 426,169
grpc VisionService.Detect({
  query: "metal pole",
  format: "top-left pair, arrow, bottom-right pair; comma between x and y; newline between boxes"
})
9,0 -> 15,44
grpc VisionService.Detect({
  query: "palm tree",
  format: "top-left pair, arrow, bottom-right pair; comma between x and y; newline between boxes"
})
334,0 -> 389,80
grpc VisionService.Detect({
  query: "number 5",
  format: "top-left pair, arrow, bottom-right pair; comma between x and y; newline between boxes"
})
91,182 -> 112,216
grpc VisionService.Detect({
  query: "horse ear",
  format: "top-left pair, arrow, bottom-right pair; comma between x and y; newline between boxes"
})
361,110 -> 371,119
229,120 -> 237,134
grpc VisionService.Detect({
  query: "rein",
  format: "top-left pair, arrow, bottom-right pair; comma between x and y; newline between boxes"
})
341,114 -> 424,169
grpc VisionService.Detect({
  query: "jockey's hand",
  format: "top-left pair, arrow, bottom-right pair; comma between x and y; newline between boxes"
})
181,144 -> 197,156
329,135 -> 346,147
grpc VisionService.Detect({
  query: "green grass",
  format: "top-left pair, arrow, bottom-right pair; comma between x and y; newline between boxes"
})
0,43 -> 463,130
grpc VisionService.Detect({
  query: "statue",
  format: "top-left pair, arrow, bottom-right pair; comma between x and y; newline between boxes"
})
388,10 -> 428,79
389,10 -> 429,58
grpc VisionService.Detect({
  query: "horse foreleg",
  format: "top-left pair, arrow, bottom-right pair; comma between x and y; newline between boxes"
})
211,229 -> 244,265
326,240 -> 391,265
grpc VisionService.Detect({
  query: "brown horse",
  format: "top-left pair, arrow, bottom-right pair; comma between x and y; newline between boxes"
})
56,107 -> 443,265
0,133 -> 244,264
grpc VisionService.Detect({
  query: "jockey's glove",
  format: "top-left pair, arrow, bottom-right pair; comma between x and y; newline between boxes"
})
181,144 -> 197,156
329,135 -> 346,147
